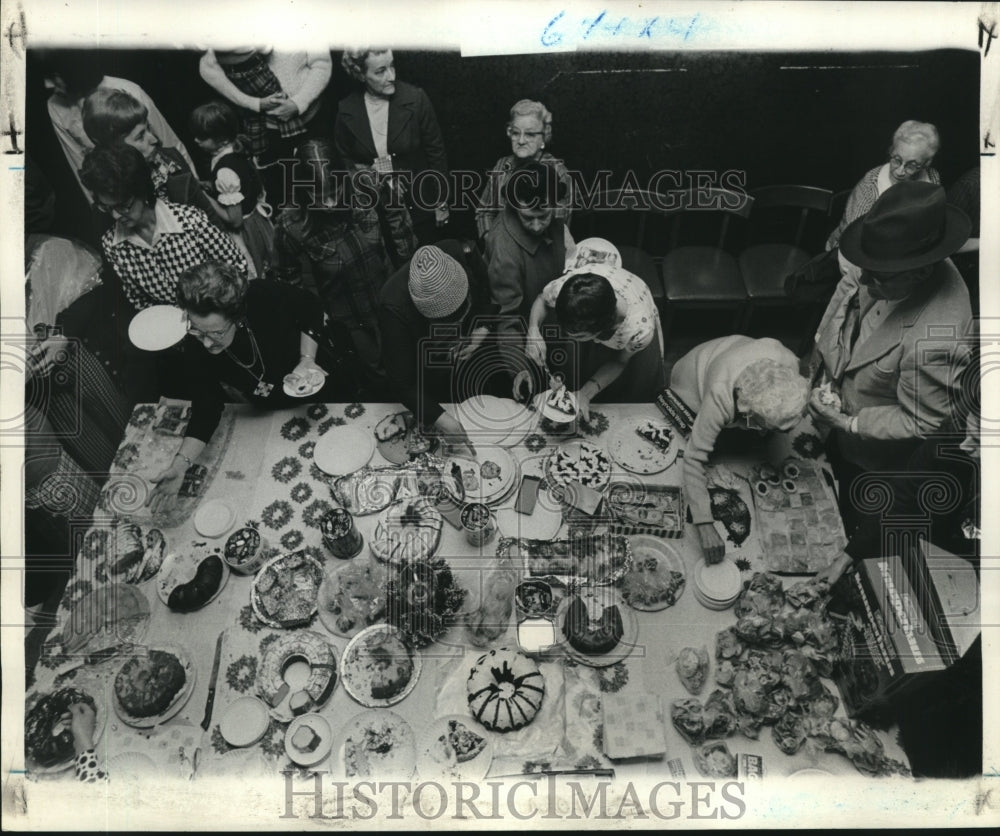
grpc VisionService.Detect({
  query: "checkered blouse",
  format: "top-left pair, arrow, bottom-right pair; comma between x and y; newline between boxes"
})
101,200 -> 249,311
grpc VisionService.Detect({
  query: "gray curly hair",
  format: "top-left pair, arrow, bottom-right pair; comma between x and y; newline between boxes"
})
341,49 -> 391,83
734,359 -> 809,428
891,120 -> 940,155
508,99 -> 553,144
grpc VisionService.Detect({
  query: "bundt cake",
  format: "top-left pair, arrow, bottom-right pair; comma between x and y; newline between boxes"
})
563,594 -> 624,655
369,498 -> 443,565
466,648 -> 545,732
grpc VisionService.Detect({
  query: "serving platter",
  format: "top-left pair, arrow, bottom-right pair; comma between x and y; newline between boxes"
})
621,535 -> 687,612
417,714 -> 494,782
607,420 -> 679,475
250,552 -> 324,629
111,644 -> 196,729
340,624 -> 421,708
24,686 -> 106,774
545,440 -> 612,492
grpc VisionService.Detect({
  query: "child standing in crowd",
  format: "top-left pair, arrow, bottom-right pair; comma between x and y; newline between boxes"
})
81,89 -> 227,224
189,101 -> 276,279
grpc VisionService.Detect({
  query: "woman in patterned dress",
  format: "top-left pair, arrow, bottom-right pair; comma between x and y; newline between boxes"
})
79,144 -> 248,312
525,263 -> 666,415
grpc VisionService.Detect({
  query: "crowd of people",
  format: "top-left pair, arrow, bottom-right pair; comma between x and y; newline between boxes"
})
23,48 -> 982,778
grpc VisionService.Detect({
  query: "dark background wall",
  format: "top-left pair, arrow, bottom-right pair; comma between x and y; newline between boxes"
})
25,47 -> 980,245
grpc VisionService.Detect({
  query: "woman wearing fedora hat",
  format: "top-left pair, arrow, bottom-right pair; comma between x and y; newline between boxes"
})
807,180 -> 972,537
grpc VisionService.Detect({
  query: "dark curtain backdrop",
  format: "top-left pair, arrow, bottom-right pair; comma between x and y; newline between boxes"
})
25,48 -> 979,245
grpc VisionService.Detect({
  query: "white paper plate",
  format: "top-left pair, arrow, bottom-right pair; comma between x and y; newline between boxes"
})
607,422 -> 679,475
456,396 -> 538,448
417,714 -> 494,782
446,447 -> 517,505
128,305 -> 187,351
282,368 -> 326,398
334,709 -> 416,780
106,751 -> 158,777
285,713 -> 334,767
694,558 -> 742,603
220,696 -> 270,748
622,535 -> 687,612
314,425 -> 375,475
194,499 -> 236,538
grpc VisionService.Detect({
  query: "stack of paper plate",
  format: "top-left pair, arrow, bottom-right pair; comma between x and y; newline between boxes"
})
692,558 -> 742,610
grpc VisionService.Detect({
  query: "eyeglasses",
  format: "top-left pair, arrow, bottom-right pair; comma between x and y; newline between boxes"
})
186,319 -> 236,343
95,195 -> 141,216
888,154 -> 928,174
507,127 -> 544,141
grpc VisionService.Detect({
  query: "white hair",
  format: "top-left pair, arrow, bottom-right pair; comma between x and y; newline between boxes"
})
735,359 -> 810,427
892,120 -> 940,154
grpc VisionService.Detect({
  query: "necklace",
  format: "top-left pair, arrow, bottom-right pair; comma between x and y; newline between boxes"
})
224,324 -> 273,397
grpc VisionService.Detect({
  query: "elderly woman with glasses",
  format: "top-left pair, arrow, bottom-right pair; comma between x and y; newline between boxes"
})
79,144 -> 248,312
147,261 -> 353,513
475,99 -> 573,241
826,120 -> 941,251
668,335 -> 810,563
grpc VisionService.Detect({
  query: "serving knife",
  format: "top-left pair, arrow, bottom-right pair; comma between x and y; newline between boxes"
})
201,630 -> 225,731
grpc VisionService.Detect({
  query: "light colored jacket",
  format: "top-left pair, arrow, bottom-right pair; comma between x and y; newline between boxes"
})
811,259 -> 972,469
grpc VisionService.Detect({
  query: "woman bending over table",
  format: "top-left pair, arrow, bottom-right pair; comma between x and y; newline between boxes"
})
148,262 -> 356,513
669,335 -> 810,563
524,263 -> 665,414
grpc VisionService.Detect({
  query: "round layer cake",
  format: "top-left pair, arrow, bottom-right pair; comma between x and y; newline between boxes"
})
370,498 -> 443,565
114,649 -> 186,718
563,594 -> 624,654
466,648 -> 545,732
258,631 -> 337,708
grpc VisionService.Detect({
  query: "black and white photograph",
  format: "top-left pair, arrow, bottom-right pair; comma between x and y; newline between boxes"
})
1,0 -> 997,828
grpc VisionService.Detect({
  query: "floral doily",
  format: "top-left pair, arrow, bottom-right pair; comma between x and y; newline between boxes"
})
317,416 -> 346,435
306,404 -> 328,421
225,655 -> 257,693
280,417 -> 310,442
281,530 -> 304,550
524,433 -> 548,453
239,605 -> 266,634
596,662 -> 630,693
301,499 -> 334,529
272,456 -> 302,484
290,482 -> 313,504
580,410 -> 609,436
793,433 -> 824,459
261,500 -> 294,530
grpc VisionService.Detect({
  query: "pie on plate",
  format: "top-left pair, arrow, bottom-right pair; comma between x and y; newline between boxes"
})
251,552 -> 324,628
418,715 -> 493,781
621,535 -> 686,610
338,710 -> 416,779
545,441 -> 612,491
317,559 -> 387,638
341,625 -> 420,707
113,646 -> 195,727
369,498 -> 443,565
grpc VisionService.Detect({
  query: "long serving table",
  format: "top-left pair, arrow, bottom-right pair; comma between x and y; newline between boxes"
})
27,400 -> 909,795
